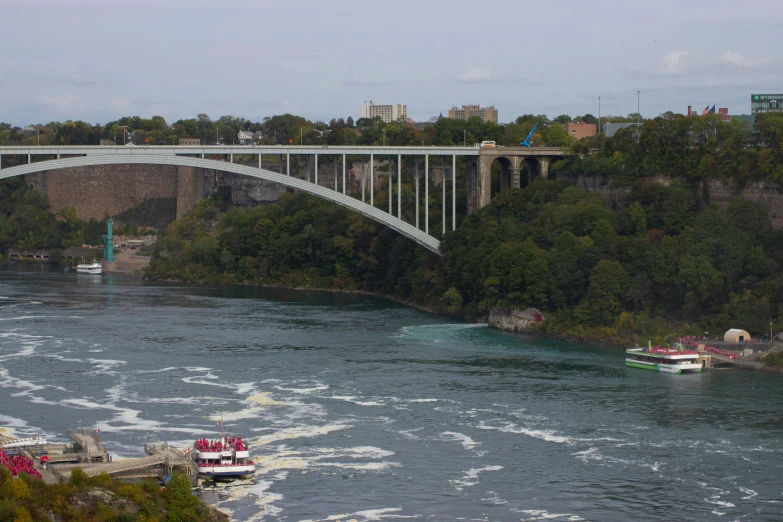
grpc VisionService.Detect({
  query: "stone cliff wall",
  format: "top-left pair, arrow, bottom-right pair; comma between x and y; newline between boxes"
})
25,165 -> 180,221
702,179 -> 783,228
553,171 -> 783,228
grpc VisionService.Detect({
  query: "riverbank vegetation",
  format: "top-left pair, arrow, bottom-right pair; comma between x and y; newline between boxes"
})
145,176 -> 783,347
0,467 -> 225,522
0,178 -> 106,257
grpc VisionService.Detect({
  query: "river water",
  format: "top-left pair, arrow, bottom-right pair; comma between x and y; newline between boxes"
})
0,268 -> 781,521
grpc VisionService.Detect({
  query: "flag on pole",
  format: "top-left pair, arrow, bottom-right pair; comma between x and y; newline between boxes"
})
701,105 -> 710,116
709,105 -> 716,114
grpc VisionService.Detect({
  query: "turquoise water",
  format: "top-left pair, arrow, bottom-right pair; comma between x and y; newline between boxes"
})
1,268 -> 781,521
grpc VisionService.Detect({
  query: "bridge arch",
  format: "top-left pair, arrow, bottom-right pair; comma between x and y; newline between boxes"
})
0,154 -> 441,254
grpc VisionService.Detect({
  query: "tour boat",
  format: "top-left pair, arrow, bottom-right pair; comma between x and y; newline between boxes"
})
192,422 -> 254,479
76,262 -> 103,275
626,344 -> 703,374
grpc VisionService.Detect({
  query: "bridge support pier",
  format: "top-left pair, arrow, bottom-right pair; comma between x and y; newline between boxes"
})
510,167 -> 521,189
539,157 -> 550,180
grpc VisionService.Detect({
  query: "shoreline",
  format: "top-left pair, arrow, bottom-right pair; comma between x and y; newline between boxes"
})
146,275 -> 783,373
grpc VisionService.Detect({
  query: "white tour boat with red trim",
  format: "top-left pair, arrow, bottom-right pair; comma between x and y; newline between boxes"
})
192,421 -> 254,479
626,343 -> 703,374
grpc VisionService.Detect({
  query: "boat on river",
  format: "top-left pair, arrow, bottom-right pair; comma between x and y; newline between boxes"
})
192,422 -> 254,479
76,261 -> 103,275
626,344 -> 703,374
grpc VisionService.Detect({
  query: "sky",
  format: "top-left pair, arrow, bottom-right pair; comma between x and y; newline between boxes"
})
1,0 -> 782,126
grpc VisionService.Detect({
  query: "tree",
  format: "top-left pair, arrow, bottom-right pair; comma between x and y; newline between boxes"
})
577,260 -> 628,325
346,116 -> 355,128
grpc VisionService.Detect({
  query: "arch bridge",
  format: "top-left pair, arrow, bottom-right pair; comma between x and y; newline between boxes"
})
0,146 -> 564,255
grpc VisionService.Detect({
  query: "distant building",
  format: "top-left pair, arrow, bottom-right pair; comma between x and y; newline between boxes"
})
237,130 -> 254,143
253,131 -> 264,141
563,122 -> 596,140
751,94 -> 783,114
360,101 -> 407,123
731,114 -> 756,131
687,105 -> 729,119
178,138 -> 200,145
447,105 -> 499,124
603,122 -> 640,138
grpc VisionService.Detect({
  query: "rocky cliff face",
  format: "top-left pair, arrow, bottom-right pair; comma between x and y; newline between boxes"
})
554,172 -> 783,228
488,307 -> 545,333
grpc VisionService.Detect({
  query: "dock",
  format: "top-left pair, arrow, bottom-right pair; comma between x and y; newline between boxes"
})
2,430 -> 196,484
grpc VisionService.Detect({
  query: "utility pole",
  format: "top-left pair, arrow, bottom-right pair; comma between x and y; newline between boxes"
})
597,97 -> 602,135
37,128 -> 40,146
635,90 -> 642,141
216,128 -> 220,145
463,129 -> 466,146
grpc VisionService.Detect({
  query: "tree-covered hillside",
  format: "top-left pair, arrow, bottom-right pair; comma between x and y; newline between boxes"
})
146,179 -> 783,346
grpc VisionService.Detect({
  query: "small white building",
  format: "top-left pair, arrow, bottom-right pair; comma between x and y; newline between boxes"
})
724,329 -> 751,343
237,130 -> 254,144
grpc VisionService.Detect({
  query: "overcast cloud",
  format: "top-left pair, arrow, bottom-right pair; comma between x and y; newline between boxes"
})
2,0 -> 782,125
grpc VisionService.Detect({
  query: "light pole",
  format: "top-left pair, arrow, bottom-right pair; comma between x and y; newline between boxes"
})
597,97 -> 602,135
216,128 -> 220,145
463,129 -> 466,146
118,126 -> 129,146
383,129 -> 386,147
635,90 -> 642,140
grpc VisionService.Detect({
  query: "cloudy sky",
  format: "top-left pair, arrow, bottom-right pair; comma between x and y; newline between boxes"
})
2,0 -> 782,126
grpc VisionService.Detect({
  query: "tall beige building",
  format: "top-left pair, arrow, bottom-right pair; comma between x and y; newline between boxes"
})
449,105 -> 498,123
360,101 -> 407,122
448,105 -> 498,124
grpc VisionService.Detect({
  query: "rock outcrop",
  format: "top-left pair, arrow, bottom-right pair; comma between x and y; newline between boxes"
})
488,307 -> 545,333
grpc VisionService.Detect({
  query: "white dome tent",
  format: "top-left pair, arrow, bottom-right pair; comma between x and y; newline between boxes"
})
723,329 -> 751,343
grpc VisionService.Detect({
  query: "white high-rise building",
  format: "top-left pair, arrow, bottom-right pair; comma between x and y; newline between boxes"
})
360,101 -> 407,122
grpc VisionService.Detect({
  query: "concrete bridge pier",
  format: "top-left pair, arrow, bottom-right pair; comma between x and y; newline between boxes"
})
539,157 -> 550,180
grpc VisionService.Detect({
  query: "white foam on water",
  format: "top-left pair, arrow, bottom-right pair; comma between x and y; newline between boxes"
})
232,480 -> 284,521
274,384 -> 329,394
480,492 -> 508,506
250,424 -> 351,447
440,431 -> 481,450
0,315 -> 83,321
328,395 -> 385,406
86,358 -> 127,374
450,465 -> 503,491
0,366 -> 49,399
0,413 -> 39,440
300,507 -> 410,522
704,497 -> 735,508
407,398 -> 438,403
739,487 -> 758,500
515,509 -> 584,521
397,428 -> 423,440
253,444 -> 397,475
477,421 -> 573,445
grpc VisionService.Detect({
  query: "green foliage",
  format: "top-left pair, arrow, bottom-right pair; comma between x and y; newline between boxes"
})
148,177 -> 783,347
761,351 -> 783,367
559,112 -> 783,184
69,467 -> 89,487
0,466 -> 222,522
